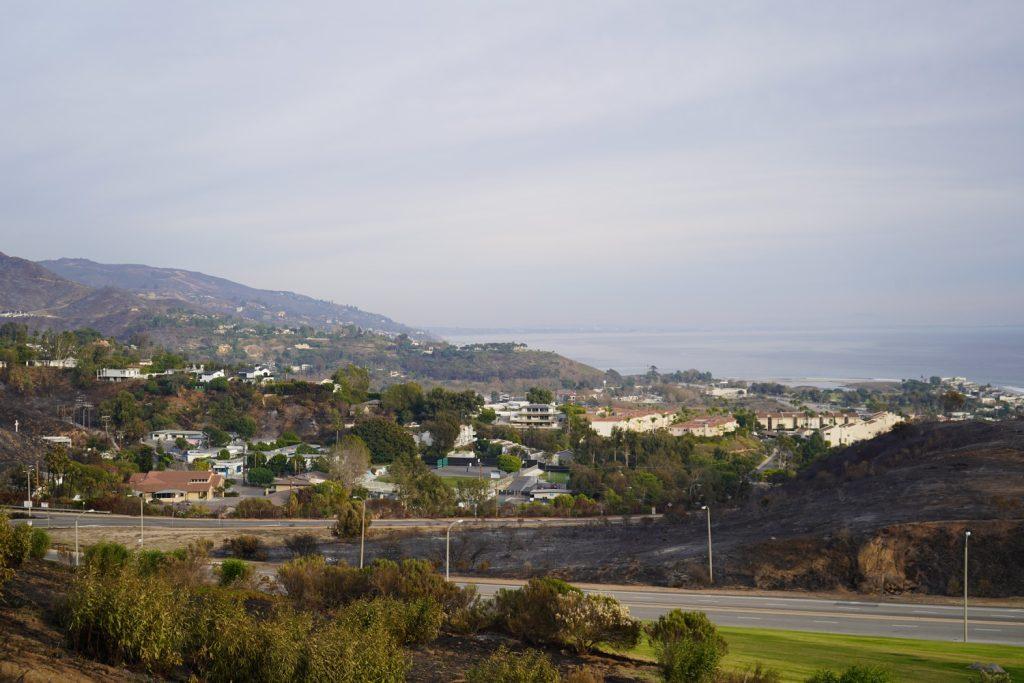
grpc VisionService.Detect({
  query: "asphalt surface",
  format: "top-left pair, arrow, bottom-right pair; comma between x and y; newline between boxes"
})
11,509 -> 636,530
461,580 -> 1024,647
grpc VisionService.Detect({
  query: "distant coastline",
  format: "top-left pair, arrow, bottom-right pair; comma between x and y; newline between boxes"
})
438,325 -> 1024,389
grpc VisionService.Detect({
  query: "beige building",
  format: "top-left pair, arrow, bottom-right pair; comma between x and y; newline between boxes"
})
821,412 -> 903,446
128,470 -> 225,502
670,415 -> 739,438
588,410 -> 675,437
756,411 -> 857,431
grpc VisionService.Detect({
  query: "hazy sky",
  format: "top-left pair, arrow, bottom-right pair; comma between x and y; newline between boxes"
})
2,2 -> 1022,329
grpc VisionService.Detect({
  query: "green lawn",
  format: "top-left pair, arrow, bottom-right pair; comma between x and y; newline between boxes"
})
541,471 -> 569,485
615,628 -> 1024,682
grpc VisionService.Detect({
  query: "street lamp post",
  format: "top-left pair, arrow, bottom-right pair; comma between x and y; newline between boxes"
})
701,505 -> 713,583
964,530 -> 971,642
139,496 -> 144,548
446,519 -> 464,581
359,499 -> 366,570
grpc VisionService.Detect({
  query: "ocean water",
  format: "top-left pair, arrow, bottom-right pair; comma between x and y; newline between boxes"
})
440,326 -> 1024,389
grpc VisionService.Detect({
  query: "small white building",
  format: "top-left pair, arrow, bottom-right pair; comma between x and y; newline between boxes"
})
670,415 -> 739,438
97,367 -> 142,382
199,369 -> 225,383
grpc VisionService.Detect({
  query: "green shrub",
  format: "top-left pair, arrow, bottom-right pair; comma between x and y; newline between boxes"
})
494,576 -> 582,645
554,591 -> 640,654
65,568 -> 185,673
223,534 -> 266,560
465,645 -> 559,683
806,666 -> 895,683
28,528 -> 50,560
83,541 -> 132,574
284,533 -> 321,557
218,558 -> 253,587
648,610 -> 728,683
719,662 -> 782,683
343,596 -> 443,645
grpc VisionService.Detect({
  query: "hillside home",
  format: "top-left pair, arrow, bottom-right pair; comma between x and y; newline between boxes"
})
128,470 -> 224,502
97,367 -> 142,382
821,412 -> 903,446
587,410 -> 674,437
670,415 -> 739,438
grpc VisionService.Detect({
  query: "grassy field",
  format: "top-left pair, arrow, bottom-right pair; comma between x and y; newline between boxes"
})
541,471 -> 570,485
617,628 -> 1024,682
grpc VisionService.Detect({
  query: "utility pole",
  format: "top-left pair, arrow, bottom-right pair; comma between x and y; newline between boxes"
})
75,518 -> 79,567
360,499 -> 366,570
140,496 -> 144,548
446,519 -> 464,581
964,530 -> 971,642
702,504 -> 713,583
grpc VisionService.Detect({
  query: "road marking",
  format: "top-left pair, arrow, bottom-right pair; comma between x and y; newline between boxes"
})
892,625 -> 918,629
814,620 -> 840,624
736,616 -> 761,620
976,628 -> 1003,632
912,610 -> 944,615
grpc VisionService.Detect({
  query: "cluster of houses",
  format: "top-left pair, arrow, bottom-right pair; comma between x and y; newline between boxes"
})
754,410 -> 904,446
96,363 -> 271,383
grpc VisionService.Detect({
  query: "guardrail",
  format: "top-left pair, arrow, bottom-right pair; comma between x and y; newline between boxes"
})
1,504 -> 111,514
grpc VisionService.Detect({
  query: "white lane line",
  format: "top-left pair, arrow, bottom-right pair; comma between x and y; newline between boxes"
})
976,628 -> 1003,632
912,610 -> 944,615
735,616 -> 761,621
892,625 -> 918,629
813,620 -> 840,624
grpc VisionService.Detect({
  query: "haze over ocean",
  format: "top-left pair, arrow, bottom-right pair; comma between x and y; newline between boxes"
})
440,326 -> 1024,389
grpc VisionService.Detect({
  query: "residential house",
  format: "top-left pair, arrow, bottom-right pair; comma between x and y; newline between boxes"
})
509,403 -> 564,429
587,410 -> 674,437
238,365 -> 274,383
670,415 -> 739,438
97,367 -> 142,382
148,429 -> 208,448
821,412 -> 903,446
128,470 -> 224,502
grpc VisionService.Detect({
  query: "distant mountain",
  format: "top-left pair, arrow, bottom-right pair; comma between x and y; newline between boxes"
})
0,252 -> 90,312
0,251 -> 206,337
39,258 -> 425,338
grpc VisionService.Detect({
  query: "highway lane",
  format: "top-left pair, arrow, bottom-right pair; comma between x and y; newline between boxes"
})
461,580 -> 1024,646
10,510 -> 637,530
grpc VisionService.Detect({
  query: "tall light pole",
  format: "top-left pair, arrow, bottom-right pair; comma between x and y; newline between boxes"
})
963,530 -> 971,642
446,519 -> 464,581
139,496 -> 144,548
359,498 -> 367,570
701,504 -> 713,583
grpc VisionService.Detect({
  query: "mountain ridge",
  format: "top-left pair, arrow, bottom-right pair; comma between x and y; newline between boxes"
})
38,257 -> 427,338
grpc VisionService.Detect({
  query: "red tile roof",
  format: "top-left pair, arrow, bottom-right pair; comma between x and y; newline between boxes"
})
128,470 -> 224,493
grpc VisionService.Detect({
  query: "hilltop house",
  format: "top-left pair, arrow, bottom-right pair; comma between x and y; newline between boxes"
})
587,410 -> 674,437
128,470 -> 224,502
670,415 -> 739,438
822,412 -> 903,446
97,367 -> 142,382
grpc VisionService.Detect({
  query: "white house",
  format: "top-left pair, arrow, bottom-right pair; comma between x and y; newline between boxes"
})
237,365 -> 274,383
148,429 -> 208,448
587,410 -> 674,437
97,367 -> 142,382
199,369 -> 225,383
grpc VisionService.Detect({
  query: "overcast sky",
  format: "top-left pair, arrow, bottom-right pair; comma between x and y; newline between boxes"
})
2,2 -> 1022,329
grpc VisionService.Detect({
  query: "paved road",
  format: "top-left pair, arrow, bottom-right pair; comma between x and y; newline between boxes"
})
461,580 -> 1024,647
12,510 -> 640,530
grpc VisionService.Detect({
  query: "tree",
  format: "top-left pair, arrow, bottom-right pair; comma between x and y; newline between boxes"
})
526,387 -> 553,405
331,496 -> 367,539
390,451 -> 455,516
423,411 -> 461,456
352,418 -> 418,464
381,382 -> 424,423
476,407 -> 496,424
332,364 -> 370,405
497,453 -> 522,473
942,390 -> 966,413
247,467 -> 274,487
454,478 -> 491,514
327,435 -> 371,488
267,454 -> 290,475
